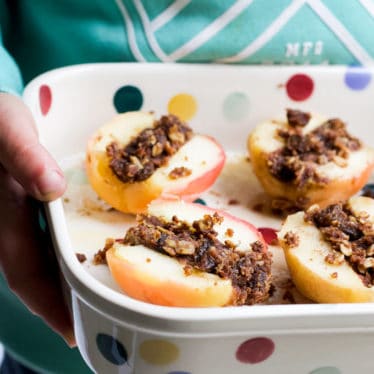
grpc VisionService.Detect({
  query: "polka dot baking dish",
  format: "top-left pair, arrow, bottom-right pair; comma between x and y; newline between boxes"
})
23,63 -> 374,374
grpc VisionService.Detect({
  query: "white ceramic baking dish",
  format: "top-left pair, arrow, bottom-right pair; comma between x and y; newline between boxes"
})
23,63 -> 374,374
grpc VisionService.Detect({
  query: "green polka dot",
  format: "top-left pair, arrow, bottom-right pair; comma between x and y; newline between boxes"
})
139,340 -> 179,365
114,85 -> 143,113
309,367 -> 341,374
223,92 -> 249,121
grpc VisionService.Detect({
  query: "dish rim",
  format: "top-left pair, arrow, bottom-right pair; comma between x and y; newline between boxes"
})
23,63 -> 374,334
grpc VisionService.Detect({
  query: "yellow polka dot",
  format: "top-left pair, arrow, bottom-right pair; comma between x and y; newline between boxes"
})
168,93 -> 197,121
139,339 -> 179,365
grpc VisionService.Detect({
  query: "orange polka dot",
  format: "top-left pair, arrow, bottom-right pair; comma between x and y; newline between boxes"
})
168,93 -> 197,121
139,339 -> 179,365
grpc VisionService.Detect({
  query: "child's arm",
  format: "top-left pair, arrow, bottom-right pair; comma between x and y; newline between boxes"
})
0,5 -> 74,345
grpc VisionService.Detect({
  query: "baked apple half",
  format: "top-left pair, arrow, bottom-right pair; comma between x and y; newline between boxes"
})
248,109 -> 374,210
105,199 -> 272,307
278,196 -> 374,303
86,112 -> 225,214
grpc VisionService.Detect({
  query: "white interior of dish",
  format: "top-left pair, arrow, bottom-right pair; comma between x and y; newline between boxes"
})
22,63 -> 374,329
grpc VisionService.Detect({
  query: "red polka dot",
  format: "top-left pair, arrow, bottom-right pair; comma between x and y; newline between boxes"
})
236,337 -> 275,364
286,74 -> 314,101
39,85 -> 52,115
258,227 -> 278,245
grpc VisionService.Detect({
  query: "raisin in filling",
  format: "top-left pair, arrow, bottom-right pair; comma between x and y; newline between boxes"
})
305,203 -> 374,287
267,109 -> 361,188
107,114 -> 193,183
122,213 -> 272,305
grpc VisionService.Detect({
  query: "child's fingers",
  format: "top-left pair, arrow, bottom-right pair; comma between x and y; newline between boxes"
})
0,171 -> 75,346
0,93 -> 66,201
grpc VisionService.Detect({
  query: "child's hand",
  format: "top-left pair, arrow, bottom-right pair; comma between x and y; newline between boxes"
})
0,93 -> 74,346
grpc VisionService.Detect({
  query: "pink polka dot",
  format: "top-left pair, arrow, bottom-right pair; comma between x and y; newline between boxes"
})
39,85 -> 52,115
236,337 -> 275,364
286,74 -> 314,101
258,227 -> 278,245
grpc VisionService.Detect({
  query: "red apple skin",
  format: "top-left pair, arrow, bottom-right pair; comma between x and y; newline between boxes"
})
167,136 -> 226,199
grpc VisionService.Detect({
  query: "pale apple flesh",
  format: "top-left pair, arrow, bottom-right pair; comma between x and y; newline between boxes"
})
86,112 -> 225,214
248,112 -> 374,208
107,244 -> 234,307
106,200 -> 270,307
278,196 -> 374,303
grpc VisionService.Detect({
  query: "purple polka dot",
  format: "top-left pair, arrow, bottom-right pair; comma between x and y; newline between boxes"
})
344,67 -> 371,90
236,337 -> 275,364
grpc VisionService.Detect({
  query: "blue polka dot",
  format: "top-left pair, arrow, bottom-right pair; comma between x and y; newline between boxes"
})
96,333 -> 128,365
344,67 -> 371,90
114,85 -> 143,113
193,198 -> 207,206
168,372 -> 191,374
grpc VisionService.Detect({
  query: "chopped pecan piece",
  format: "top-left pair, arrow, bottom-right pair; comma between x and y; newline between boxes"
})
283,231 -> 299,248
168,166 -> 192,180
286,108 -> 311,127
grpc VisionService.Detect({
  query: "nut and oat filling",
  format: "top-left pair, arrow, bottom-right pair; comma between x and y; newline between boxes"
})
267,109 -> 361,188
121,213 -> 272,305
106,114 -> 193,183
305,203 -> 374,287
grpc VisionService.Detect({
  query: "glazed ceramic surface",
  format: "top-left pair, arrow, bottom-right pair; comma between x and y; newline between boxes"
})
23,63 -> 374,374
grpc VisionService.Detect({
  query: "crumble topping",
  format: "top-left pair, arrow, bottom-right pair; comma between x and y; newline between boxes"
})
110,213 -> 273,305
305,203 -> 374,287
107,114 -> 193,183
283,231 -> 300,248
271,196 -> 310,215
286,108 -> 311,128
267,109 -> 361,188
168,166 -> 192,180
225,228 -> 234,237
76,253 -> 87,263
93,238 -> 116,265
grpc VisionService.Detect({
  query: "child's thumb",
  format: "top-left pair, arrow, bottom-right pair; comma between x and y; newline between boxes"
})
0,93 -> 66,201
